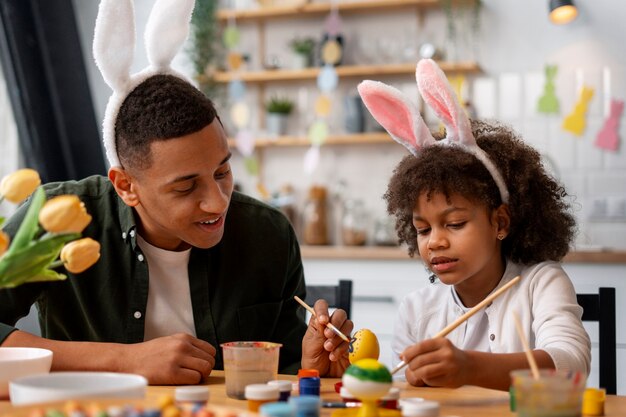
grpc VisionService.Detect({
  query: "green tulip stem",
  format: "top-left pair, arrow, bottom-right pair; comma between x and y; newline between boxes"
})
48,259 -> 64,269
38,230 -> 52,240
0,195 -> 5,204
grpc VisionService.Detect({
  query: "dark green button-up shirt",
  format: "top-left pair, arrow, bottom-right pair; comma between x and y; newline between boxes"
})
0,175 -> 307,373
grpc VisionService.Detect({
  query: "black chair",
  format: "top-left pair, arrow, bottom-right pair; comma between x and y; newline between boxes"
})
576,287 -> 616,394
305,279 -> 353,318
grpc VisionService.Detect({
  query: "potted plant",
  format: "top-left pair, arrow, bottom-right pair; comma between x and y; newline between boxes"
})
288,37 -> 316,69
265,96 -> 294,136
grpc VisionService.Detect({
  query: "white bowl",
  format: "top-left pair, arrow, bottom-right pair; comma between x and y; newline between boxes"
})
0,347 -> 53,399
9,372 -> 147,406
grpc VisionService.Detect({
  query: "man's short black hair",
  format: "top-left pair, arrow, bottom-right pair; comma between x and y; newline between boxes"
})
115,74 -> 218,170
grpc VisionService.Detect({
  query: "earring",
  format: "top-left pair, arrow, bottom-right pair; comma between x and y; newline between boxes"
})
497,233 -> 505,240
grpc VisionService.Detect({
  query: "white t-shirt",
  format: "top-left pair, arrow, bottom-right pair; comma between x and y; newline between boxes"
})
136,234 -> 196,341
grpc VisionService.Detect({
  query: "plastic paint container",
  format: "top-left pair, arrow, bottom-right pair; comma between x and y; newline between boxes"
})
400,398 -> 440,417
288,395 -> 321,417
334,381 -> 343,393
245,384 -> 280,412
298,367 -> 321,396
268,380 -> 293,402
297,369 -> 320,379
582,387 -> 606,416
378,387 -> 400,409
174,386 -> 209,411
299,376 -> 321,396
260,402 -> 296,417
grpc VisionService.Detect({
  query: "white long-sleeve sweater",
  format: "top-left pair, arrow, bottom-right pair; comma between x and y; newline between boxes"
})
392,260 -> 591,376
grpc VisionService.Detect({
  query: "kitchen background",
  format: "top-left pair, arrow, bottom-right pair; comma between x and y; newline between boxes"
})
70,0 -> 626,250
1,0 -> 624,393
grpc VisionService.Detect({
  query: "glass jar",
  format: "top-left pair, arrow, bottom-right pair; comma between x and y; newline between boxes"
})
302,186 -> 328,245
341,199 -> 367,246
373,217 -> 397,246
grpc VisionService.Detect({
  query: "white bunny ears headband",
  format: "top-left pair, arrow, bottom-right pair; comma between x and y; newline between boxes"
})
93,0 -> 196,168
357,59 -> 510,205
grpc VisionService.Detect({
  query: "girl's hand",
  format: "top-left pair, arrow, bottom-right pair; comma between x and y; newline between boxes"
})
401,338 -> 471,388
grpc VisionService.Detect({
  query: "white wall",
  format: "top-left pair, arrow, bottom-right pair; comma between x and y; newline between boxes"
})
72,0 -> 626,248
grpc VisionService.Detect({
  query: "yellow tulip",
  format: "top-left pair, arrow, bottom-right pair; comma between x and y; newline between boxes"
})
38,195 -> 92,234
60,237 -> 101,273
0,230 -> 9,256
0,169 -> 41,203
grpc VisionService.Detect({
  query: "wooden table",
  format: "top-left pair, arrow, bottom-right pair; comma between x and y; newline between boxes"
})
2,371 -> 625,417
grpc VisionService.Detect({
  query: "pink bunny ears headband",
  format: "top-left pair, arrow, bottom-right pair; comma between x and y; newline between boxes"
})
93,0 -> 196,168
357,59 -> 510,205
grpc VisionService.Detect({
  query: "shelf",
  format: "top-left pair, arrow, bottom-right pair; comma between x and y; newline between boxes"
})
214,61 -> 481,83
300,245 -> 626,264
216,0 -> 448,21
301,245 -> 411,260
227,132 -> 393,148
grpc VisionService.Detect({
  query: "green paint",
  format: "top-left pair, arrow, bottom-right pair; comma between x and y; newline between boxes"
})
345,364 -> 391,383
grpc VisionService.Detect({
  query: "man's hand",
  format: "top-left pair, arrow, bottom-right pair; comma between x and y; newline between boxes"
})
118,333 -> 216,385
301,299 -> 353,377
3,330 -> 215,384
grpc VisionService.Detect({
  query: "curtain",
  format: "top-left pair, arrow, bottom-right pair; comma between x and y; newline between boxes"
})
0,0 -> 105,183
0,62 -> 19,219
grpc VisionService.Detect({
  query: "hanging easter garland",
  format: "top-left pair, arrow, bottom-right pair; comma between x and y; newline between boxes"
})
562,86 -> 594,137
537,64 -> 560,115
304,5 -> 343,175
595,98 -> 623,152
223,18 -> 258,176
536,64 -> 623,152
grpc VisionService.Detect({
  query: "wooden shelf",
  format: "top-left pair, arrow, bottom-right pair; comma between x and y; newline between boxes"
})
213,62 -> 481,83
300,245 -> 626,264
227,132 -> 393,148
301,245 -> 411,260
216,0 -> 451,21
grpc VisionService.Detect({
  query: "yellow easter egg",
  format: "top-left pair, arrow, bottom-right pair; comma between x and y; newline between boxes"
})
349,328 -> 380,363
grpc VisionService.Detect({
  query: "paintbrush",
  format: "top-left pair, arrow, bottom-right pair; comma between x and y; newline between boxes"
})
512,311 -> 540,380
294,295 -> 351,343
391,275 -> 522,375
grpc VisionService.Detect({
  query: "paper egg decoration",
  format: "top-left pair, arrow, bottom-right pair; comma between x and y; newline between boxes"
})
222,26 -> 240,49
349,328 -> 380,363
317,64 -> 338,93
307,120 -> 329,146
342,359 -> 392,402
228,80 -> 246,101
321,39 -> 342,65
230,102 -> 250,129
315,95 -> 332,117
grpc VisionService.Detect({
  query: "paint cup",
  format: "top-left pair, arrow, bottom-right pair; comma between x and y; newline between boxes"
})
221,341 -> 282,400
510,369 -> 586,417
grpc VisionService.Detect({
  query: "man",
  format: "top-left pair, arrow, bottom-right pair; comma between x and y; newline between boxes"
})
0,73 -> 352,383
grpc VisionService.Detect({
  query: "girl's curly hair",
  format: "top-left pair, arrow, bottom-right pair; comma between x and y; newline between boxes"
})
384,120 -> 576,264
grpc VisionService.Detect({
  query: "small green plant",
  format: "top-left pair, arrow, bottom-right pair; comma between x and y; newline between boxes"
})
289,37 -> 316,56
266,96 -> 295,114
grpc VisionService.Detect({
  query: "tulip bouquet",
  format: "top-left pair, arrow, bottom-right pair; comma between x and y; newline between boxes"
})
0,169 -> 101,289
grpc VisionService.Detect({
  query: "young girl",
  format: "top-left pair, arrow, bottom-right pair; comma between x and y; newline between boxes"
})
357,59 -> 591,391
